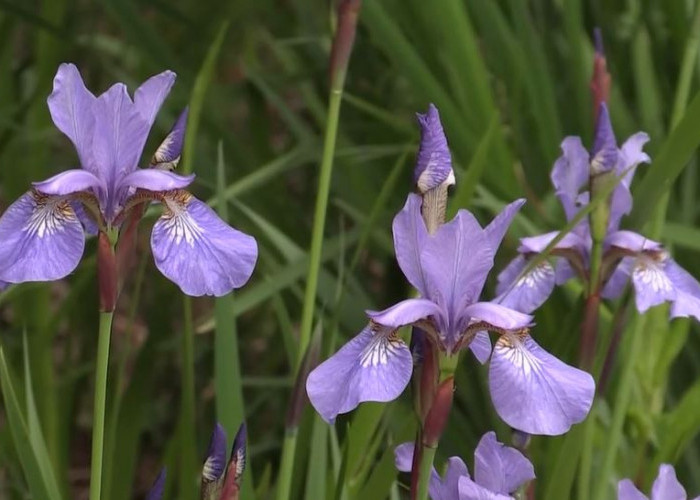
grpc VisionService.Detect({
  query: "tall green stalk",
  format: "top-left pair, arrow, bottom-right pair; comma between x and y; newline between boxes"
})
88,311 -> 114,500
179,296 -> 198,500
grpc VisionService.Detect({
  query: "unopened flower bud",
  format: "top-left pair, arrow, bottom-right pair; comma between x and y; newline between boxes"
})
146,468 -> 166,500
202,423 -> 227,500
422,376 -> 454,448
591,28 -> 611,123
98,231 -> 117,312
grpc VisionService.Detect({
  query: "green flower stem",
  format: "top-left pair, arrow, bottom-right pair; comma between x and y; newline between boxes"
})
179,296 -> 198,500
592,315 -> 645,500
276,430 -> 298,500
414,445 -> 437,500
88,310 -> 115,500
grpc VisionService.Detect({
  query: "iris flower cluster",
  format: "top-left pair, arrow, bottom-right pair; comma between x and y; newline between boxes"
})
306,105 -> 595,436
496,103 -> 700,319
394,432 -> 534,500
618,464 -> 699,500
0,64 -> 257,298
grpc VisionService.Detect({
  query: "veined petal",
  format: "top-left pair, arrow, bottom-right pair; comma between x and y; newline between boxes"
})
551,136 -> 590,220
617,480 -> 648,500
414,104 -> 454,193
146,468 -> 166,500
150,194 -> 257,296
630,257 -> 676,313
489,334 -> 594,435
393,193 -> 429,295
120,169 -> 194,192
366,298 -> 444,329
0,192 -> 85,283
32,169 -> 105,196
47,63 -> 97,173
306,324 -> 412,423
151,108 -> 188,169
482,199 -> 526,254
473,432 -> 534,495
458,477 -> 512,500
651,465 -> 686,500
469,331 -> 492,365
462,302 -> 532,331
202,423 -> 227,482
133,70 -> 176,127
495,256 -> 556,314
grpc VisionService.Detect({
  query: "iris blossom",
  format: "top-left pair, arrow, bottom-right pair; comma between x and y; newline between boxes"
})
496,104 -> 700,319
307,105 -> 594,436
618,464 -> 699,500
0,64 -> 257,297
394,431 -> 535,500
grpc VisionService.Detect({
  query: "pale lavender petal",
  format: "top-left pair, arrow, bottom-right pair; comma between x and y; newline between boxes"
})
421,208 -> 493,313
590,103 -> 618,175
469,331 -> 492,364
32,169 -> 105,196
473,431 -> 534,494
0,192 -> 85,283
92,83 -> 150,187
651,464 -> 686,500
151,107 -> 188,169
462,302 -> 532,331
602,260 -> 632,300
458,477 -> 511,500
394,442 -> 465,500
666,260 -> 700,320
146,468 -> 166,500
133,70 -> 176,127
630,257 -> 676,313
442,457 -> 470,500
519,230 -> 585,254
203,422 -> 227,481
47,63 -> 97,173
414,104 -> 454,193
617,480 -> 648,500
495,256 -> 556,314
119,169 -> 194,192
394,442 -> 414,472
366,298 -> 444,329
71,201 -> 99,235
482,199 -> 526,254
393,193 -> 429,295
551,137 -> 590,220
151,194 -> 257,296
489,334 -> 595,435
606,230 -> 662,252
555,259 -> 576,285
609,132 -> 650,230
306,324 -> 412,423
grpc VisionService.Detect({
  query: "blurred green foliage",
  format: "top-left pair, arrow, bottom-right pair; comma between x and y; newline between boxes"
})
2,0 -> 700,499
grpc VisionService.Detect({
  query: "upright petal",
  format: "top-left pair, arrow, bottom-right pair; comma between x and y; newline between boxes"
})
651,465 -> 686,500
482,199 -> 526,254
609,132 -> 650,231
393,193 -> 429,295
551,137 -> 590,220
495,256 -> 556,314
617,480 -> 648,500
366,298 -> 444,329
146,468 -> 166,500
590,103 -> 618,175
462,302 -> 532,331
133,70 -> 176,128
473,432 -> 534,495
414,104 -> 455,193
306,324 -> 412,423
47,63 -> 97,173
0,192 -> 85,283
489,334 -> 594,435
151,193 -> 257,296
151,107 -> 188,170
420,208 -> 493,316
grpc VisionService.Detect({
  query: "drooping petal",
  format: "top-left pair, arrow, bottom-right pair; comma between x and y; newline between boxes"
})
414,104 -> 455,193
665,260 -> 700,321
366,298 -> 444,329
482,199 -> 526,254
605,230 -> 662,252
133,70 -> 176,128
495,255 -> 556,314
630,257 -> 676,313
306,324 -> 412,423
0,192 -> 85,283
473,431 -> 534,495
146,468 -> 166,500
458,477 -> 511,500
47,63 -> 97,173
151,107 -> 188,170
32,169 -> 105,196
462,302 -> 532,331
119,169 -> 194,192
518,230 -> 586,255
393,193 -> 429,295
489,334 -> 595,435
469,331 -> 492,364
420,208 -> 493,315
617,480 -> 648,500
202,423 -> 227,482
651,465 -> 686,500
551,137 -> 590,220
590,103 -> 618,175
150,194 -> 257,296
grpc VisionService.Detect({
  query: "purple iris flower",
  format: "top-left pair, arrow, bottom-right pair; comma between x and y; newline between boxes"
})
0,63 -> 257,297
306,192 -> 594,435
618,464 -> 699,500
146,468 -> 166,500
496,104 -> 700,320
395,431 -> 535,500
